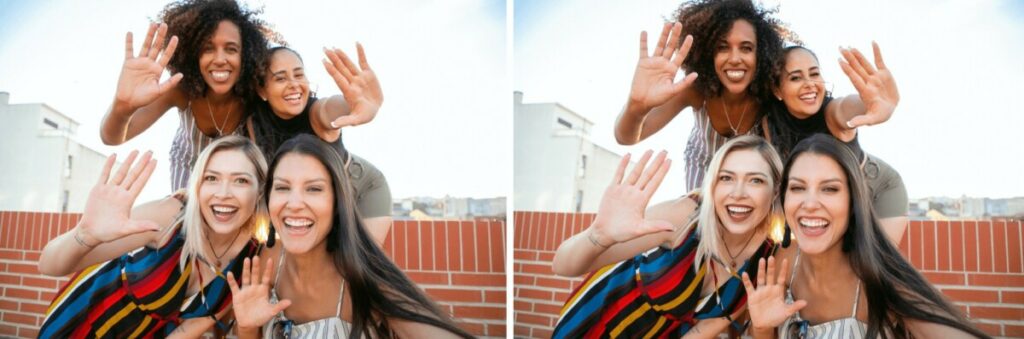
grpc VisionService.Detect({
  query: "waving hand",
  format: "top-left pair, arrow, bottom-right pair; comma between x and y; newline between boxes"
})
322,43 -> 383,129
839,42 -> 899,128
114,23 -> 183,110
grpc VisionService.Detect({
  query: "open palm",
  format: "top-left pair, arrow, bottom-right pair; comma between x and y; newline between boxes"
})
78,150 -> 160,244
839,42 -> 899,128
115,23 -> 182,109
323,43 -> 383,128
629,22 -> 697,112
742,257 -> 807,331
591,150 -> 674,244
227,256 -> 292,330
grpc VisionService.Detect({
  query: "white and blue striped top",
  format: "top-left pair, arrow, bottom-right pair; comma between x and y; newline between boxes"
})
780,252 -> 867,339
168,102 -> 248,191
682,103 -> 763,191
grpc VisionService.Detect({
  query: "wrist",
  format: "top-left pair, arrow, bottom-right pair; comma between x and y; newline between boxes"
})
74,227 -> 100,249
585,227 -> 612,248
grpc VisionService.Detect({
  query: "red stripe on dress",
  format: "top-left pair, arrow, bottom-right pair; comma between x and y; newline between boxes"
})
132,249 -> 183,296
643,249 -> 698,298
72,287 -> 128,337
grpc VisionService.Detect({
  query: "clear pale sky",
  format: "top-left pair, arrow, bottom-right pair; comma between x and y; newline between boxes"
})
0,0 -> 508,203
515,0 -> 1024,202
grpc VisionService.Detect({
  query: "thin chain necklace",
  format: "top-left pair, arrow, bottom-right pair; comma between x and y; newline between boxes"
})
721,97 -> 750,137
719,227 -> 758,269
205,226 -> 243,268
205,98 -> 234,137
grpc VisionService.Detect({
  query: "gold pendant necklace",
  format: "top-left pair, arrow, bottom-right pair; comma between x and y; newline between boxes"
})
205,99 -> 234,137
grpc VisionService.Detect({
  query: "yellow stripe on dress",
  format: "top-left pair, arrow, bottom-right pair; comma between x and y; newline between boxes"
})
129,315 -> 154,338
96,303 -> 138,337
642,316 -> 668,339
559,262 -> 620,316
652,264 -> 706,312
139,261 -> 192,311
45,264 -> 101,316
610,303 -> 652,337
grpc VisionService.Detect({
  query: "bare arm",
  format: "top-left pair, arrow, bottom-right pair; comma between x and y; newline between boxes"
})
615,22 -> 698,145
311,44 -> 384,143
38,152 -> 171,276
100,23 -> 184,145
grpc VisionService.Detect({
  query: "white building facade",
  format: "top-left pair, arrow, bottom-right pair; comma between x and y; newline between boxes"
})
0,92 -> 106,212
514,92 -> 623,213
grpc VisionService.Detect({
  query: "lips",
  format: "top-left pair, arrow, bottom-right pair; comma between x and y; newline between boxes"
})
724,70 -> 746,81
210,70 -> 231,82
283,92 -> 302,105
797,216 -> 829,237
211,204 -> 239,223
282,216 -> 314,236
725,204 -> 754,223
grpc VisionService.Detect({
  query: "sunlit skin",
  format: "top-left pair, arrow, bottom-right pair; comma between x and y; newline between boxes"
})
268,153 -> 335,255
775,49 -> 826,118
713,149 -> 774,241
198,150 -> 259,237
199,20 -> 242,97
258,50 -> 310,119
784,153 -> 850,255
714,19 -> 757,97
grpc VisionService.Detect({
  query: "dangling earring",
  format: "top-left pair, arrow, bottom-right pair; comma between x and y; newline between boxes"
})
782,224 -> 792,248
267,227 -> 276,248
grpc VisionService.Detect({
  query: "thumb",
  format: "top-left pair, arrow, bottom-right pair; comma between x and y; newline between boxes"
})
159,73 -> 183,94
672,73 -> 698,94
846,114 -> 875,129
274,299 -> 293,313
330,115 -> 359,129
786,300 -> 808,315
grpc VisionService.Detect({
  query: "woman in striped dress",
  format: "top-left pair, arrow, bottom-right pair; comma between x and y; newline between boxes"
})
552,135 -> 784,338
742,135 -> 989,339
38,136 -> 267,338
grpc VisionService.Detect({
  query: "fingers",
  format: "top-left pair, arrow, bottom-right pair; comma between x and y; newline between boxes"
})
639,31 -> 649,58
741,272 -> 755,292
109,150 -> 139,186
251,255 -> 262,286
226,271 -> 240,294
643,157 -> 670,199
871,41 -> 887,70
324,48 -> 354,88
787,300 -> 808,314
159,73 -> 184,94
624,150 -> 653,185
756,258 -> 766,287
128,158 -> 157,197
336,47 -> 362,77
838,56 -> 866,92
157,36 -> 178,68
148,23 -> 168,60
97,154 -> 117,186
653,23 -> 671,58
122,151 -> 153,190
671,35 -> 693,68
636,151 -> 667,190
330,114 -> 369,129
356,42 -> 370,70
139,22 -> 157,60
322,58 -> 351,92
261,257 -> 274,286
611,153 -> 632,187
776,258 -> 789,286
273,299 -> 293,314
846,114 -> 876,129
850,46 -> 877,75
662,22 -> 682,59
765,256 -> 777,287
124,32 -> 134,60
241,257 -> 252,287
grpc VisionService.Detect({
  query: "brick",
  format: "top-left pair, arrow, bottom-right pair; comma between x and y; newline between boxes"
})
534,302 -> 564,316
447,221 -> 461,271
514,300 -> 532,312
941,288 -> 999,303
1008,222 -> 1022,273
433,220 -> 448,271
5,287 -> 39,300
451,273 -> 503,287
489,222 -> 505,273
538,251 -> 555,262
968,273 -> 1024,287
41,291 -> 57,301
0,300 -> 17,311
965,221 -> 978,272
515,250 -> 537,261
0,249 -> 22,260
910,222 -> 922,268
6,263 -> 39,275
535,277 -> 572,290
477,221 -> 491,272
24,251 -> 40,262
923,221 -> 936,270
532,327 -> 554,338
1003,291 -> 1024,304
514,274 -> 535,286
973,322 -> 1001,337
995,221 -> 1008,273
18,327 -> 40,338
514,325 -> 531,336
484,290 -> 505,304
22,276 -> 58,289
404,271 -> 450,285
457,321 -> 485,336
517,288 -> 553,301
516,312 -> 554,327
0,273 -> 21,285
452,305 -> 504,320
420,221 -> 433,271
407,221 -> 421,271
19,301 -> 49,315
0,324 -> 15,335
978,222 -> 993,272
922,272 -> 965,285
519,263 -> 552,275
970,305 -> 1024,321
392,222 -> 407,269
2,312 -> 37,326
1006,324 -> 1024,337
426,288 -> 482,303
937,221 -> 949,271
950,221 -> 964,271
486,323 -> 506,337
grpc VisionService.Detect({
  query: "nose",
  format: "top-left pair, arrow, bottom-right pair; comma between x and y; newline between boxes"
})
214,180 -> 231,198
285,190 -> 304,209
799,191 -> 823,210
728,48 -> 742,64
728,181 -> 748,198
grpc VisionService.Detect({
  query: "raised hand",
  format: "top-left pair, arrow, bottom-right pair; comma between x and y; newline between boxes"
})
589,150 -> 674,246
77,150 -> 160,245
114,23 -> 183,110
839,42 -> 899,128
322,43 -> 383,129
741,257 -> 807,331
227,256 -> 292,330
628,22 -> 698,113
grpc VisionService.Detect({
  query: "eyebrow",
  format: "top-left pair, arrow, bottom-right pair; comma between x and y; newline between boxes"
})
720,169 -> 769,177
787,177 -> 843,184
786,66 -> 819,76
272,177 -> 328,184
206,170 -> 255,178
271,67 -> 304,77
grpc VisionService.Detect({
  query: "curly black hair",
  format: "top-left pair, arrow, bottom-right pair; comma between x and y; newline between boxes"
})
673,0 -> 800,102
158,0 -> 283,102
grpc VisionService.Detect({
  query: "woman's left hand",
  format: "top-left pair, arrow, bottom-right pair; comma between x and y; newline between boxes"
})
742,257 -> 807,332
839,42 -> 899,128
227,256 -> 291,331
322,44 -> 383,129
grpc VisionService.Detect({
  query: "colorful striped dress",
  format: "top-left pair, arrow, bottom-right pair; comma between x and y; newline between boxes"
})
554,228 -> 776,338
40,226 -> 260,338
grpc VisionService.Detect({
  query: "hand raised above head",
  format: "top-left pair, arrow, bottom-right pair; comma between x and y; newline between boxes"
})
77,150 -> 161,245
115,22 -> 183,110
628,22 -> 698,113
322,43 -> 383,129
839,42 -> 899,128
590,150 -> 675,246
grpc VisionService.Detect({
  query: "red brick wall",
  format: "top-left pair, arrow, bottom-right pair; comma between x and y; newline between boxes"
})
513,211 -> 1024,338
0,211 -> 506,338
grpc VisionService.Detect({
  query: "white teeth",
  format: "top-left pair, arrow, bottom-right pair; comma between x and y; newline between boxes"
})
211,71 -> 230,81
284,93 -> 301,101
284,217 -> 313,227
727,206 -> 752,213
725,70 -> 745,80
212,206 -> 238,213
799,217 -> 828,228
800,93 -> 817,100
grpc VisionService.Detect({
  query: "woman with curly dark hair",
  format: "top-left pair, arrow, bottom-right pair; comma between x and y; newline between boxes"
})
99,0 -> 276,191
614,0 -> 896,194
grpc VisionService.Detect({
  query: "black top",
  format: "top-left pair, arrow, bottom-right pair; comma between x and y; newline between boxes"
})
250,96 -> 349,161
765,95 -> 864,161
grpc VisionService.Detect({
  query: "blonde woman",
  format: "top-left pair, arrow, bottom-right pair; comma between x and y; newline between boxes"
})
39,136 -> 266,337
552,135 -> 783,338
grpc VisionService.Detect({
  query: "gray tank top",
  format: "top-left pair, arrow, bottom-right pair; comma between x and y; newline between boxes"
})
168,102 -> 247,191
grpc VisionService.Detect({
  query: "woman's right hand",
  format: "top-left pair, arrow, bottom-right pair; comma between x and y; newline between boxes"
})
627,22 -> 698,114
77,150 -> 161,245
589,150 -> 675,246
227,256 -> 292,330
742,257 -> 807,331
114,22 -> 183,110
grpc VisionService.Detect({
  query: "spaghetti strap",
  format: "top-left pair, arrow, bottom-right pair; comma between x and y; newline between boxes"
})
789,251 -> 801,284
336,281 -> 346,318
851,283 -> 861,317
274,250 -> 286,286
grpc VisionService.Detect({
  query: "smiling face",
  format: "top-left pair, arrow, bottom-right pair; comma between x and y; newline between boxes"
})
784,152 -> 851,255
268,153 -> 335,255
199,20 -> 243,96
259,49 -> 310,119
198,149 -> 259,235
714,19 -> 758,96
713,149 -> 775,236
776,48 -> 826,118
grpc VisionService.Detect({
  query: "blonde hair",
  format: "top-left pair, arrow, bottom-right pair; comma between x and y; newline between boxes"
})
690,135 -> 783,271
178,135 -> 269,269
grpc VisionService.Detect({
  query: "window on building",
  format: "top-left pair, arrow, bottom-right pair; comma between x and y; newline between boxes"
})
43,118 -> 59,129
62,190 -> 70,212
574,190 -> 584,212
579,155 -> 587,178
65,155 -> 73,178
556,117 -> 573,129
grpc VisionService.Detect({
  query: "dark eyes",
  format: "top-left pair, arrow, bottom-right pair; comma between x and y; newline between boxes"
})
750,178 -> 765,184
788,185 -> 805,192
234,178 -> 249,184
204,175 -> 218,182
718,175 -> 733,182
273,185 -> 323,192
